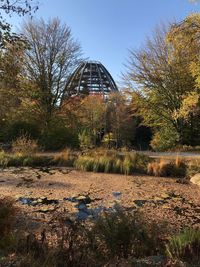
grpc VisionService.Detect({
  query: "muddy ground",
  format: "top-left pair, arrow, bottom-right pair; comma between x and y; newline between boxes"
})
0,167 -> 200,233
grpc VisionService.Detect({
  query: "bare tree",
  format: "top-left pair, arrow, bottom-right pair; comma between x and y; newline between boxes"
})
0,0 -> 38,15
22,18 -> 82,125
0,0 -> 39,47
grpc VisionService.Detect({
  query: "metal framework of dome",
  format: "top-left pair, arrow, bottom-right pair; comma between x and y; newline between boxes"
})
65,61 -> 118,97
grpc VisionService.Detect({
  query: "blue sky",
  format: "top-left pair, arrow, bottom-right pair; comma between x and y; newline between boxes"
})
4,0 -> 200,84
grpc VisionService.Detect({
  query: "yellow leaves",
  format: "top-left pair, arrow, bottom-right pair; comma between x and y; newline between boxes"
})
176,92 -> 199,119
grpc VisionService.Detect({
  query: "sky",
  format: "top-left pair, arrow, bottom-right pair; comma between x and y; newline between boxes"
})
4,0 -> 200,84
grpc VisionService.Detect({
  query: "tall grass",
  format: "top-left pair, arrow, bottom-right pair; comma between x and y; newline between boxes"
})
166,228 -> 200,265
0,149 -> 77,168
147,157 -> 187,178
75,149 -> 151,175
52,148 -> 77,167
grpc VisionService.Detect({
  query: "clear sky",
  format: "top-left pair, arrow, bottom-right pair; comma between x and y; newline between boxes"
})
4,0 -> 200,84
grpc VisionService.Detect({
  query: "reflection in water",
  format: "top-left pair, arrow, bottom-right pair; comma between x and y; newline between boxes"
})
17,192 -> 123,221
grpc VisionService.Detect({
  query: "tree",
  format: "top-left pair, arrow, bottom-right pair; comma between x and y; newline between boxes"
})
21,18 -> 82,126
0,38 -> 26,119
106,93 -> 135,148
124,22 -> 199,150
167,14 -> 200,145
77,95 -> 106,147
0,0 -> 39,47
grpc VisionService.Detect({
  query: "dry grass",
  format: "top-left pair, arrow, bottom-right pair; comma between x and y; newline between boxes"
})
147,157 -> 187,178
12,134 -> 39,156
53,148 -> 77,167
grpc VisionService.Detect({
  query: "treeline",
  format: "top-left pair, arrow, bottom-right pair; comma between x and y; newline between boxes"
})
0,17 -> 151,150
0,12 -> 200,151
125,14 -> 200,151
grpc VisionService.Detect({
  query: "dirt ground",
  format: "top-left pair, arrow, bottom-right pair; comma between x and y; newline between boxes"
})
0,167 -> 200,232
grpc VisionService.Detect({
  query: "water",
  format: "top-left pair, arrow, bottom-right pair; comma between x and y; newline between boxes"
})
18,192 -> 123,221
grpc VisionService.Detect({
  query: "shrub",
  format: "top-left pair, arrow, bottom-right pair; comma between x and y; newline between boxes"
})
102,132 -> 116,148
7,121 -> 40,141
148,158 -> 187,178
166,228 -> 200,265
151,127 -> 179,152
78,130 -> 93,150
0,198 -> 16,252
0,202 -> 170,266
40,124 -> 78,151
86,205 -> 167,260
53,149 -> 77,167
0,150 -> 10,167
12,134 -> 39,156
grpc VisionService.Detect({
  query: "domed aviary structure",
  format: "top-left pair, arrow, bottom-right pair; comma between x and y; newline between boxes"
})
65,61 -> 118,98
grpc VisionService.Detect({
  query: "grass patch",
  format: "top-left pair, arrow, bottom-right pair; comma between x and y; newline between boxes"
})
166,228 -> 200,265
0,151 -> 53,168
52,149 -> 77,167
147,157 -> 187,178
0,148 -> 194,178
75,149 -> 151,175
0,150 -> 76,168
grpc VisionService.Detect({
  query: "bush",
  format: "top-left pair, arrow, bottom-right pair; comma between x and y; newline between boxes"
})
0,150 -> 10,167
151,127 -> 179,152
85,205 -> 167,260
12,134 -> 39,156
0,198 -> 16,252
78,130 -> 93,150
166,228 -> 200,265
75,149 -> 151,175
148,158 -> 187,178
53,149 -> 77,167
40,124 -> 78,151
7,121 -> 40,141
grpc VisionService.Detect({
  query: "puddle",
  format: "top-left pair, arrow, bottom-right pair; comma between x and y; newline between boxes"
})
64,195 -> 102,220
64,193 -> 123,220
17,192 -> 125,220
133,193 -> 191,208
112,191 -> 122,199
18,197 -> 59,206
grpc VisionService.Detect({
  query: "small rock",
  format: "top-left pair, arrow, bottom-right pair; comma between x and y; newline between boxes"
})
190,173 -> 200,186
112,191 -> 122,198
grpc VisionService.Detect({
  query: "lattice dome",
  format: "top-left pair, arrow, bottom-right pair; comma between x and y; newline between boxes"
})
65,61 -> 118,98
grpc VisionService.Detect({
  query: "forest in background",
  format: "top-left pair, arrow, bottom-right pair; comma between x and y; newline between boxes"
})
0,1 -> 200,151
